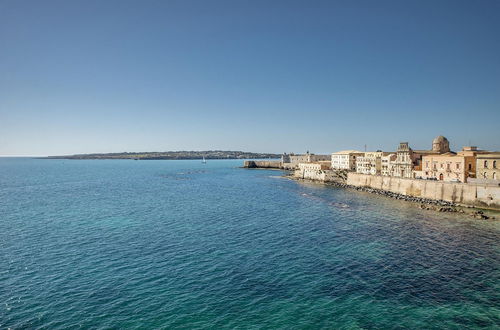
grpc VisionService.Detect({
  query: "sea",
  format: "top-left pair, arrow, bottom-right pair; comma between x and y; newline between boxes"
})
1,158 -> 499,329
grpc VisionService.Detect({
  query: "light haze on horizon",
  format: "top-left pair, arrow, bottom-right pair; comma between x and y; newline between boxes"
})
1,0 -> 499,156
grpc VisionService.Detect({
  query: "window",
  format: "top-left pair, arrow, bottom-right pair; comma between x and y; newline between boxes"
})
483,172 -> 487,179
456,163 -> 460,170
468,164 -> 472,171
447,163 -> 450,170
441,163 -> 444,169
494,161 -> 497,169
484,160 -> 488,168
493,172 -> 497,180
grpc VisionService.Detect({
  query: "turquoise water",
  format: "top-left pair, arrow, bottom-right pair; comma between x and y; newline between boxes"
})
1,158 -> 499,329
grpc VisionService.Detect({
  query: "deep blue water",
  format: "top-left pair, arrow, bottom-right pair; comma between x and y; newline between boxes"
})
1,158 -> 499,329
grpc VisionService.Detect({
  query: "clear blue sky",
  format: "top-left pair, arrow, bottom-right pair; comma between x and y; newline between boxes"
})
1,0 -> 499,156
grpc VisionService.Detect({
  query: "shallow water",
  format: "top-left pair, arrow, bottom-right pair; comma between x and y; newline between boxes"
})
1,158 -> 499,329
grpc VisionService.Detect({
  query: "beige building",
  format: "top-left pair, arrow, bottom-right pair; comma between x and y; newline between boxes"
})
475,153 -> 500,182
356,151 -> 391,175
331,150 -> 363,171
420,152 -> 475,183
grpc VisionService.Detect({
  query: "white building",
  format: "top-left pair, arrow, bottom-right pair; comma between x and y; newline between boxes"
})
331,150 -> 363,171
381,153 -> 397,176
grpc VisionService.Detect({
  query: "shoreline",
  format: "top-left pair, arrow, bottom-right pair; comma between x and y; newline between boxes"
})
284,173 -> 498,220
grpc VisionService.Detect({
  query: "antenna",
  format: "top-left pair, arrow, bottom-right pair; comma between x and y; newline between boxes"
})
364,144 -> 367,152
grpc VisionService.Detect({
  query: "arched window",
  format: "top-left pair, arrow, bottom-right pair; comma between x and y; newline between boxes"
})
483,172 -> 487,179
439,173 -> 444,181
494,161 -> 497,169
484,160 -> 488,168
493,172 -> 497,180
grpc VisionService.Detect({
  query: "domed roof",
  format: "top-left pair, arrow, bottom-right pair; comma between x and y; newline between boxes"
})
433,135 -> 448,143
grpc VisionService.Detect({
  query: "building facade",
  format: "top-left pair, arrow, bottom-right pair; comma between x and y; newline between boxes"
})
331,150 -> 363,171
381,153 -> 396,176
388,142 -> 415,178
475,153 -> 500,182
420,153 -> 475,183
356,152 -> 390,175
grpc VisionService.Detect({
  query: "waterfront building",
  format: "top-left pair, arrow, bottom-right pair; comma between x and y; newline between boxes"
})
356,136 -> 457,178
420,151 -> 476,183
381,153 -> 396,176
298,162 -> 331,172
331,150 -> 363,171
475,152 -> 500,183
282,151 -> 331,169
356,151 -> 391,175
388,142 -> 415,178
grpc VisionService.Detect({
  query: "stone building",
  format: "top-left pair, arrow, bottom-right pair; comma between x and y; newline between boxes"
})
282,151 -> 331,169
356,136 -> 456,178
331,150 -> 363,171
356,151 -> 391,175
403,135 -> 456,178
475,153 -> 500,182
388,142 -> 415,178
419,152 -> 475,183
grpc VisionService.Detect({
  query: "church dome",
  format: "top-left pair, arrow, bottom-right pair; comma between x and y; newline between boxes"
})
433,135 -> 448,144
432,135 -> 450,153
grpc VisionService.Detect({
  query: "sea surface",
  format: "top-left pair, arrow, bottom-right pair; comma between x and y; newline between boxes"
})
1,158 -> 499,329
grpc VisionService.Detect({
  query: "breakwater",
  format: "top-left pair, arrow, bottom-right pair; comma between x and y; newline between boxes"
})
243,160 -> 282,169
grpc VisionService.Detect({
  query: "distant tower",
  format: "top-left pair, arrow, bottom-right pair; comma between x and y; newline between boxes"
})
432,135 -> 450,153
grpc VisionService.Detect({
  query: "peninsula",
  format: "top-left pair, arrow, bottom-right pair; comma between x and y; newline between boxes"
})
46,150 -> 280,160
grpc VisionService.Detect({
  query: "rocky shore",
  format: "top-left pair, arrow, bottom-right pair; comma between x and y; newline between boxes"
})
289,175 -> 496,220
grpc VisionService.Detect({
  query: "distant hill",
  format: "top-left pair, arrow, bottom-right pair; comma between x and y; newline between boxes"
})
46,150 -> 281,160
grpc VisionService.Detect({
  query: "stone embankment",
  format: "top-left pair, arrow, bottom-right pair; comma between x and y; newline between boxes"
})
347,173 -> 500,210
290,176 -> 496,219
243,160 -> 282,169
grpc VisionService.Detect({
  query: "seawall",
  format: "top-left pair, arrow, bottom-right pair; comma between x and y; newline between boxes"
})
243,160 -> 282,169
294,168 -> 346,183
347,173 -> 500,210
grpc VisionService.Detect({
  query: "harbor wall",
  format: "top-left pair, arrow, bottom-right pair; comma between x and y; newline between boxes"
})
294,168 -> 346,184
243,160 -> 282,169
347,173 -> 500,209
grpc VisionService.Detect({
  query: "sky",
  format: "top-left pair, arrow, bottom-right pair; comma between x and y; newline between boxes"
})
1,0 -> 499,156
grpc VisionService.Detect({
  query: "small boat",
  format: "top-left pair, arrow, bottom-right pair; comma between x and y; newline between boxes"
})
202,157 -> 207,164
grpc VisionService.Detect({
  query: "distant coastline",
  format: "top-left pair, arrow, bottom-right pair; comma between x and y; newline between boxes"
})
44,150 -> 281,160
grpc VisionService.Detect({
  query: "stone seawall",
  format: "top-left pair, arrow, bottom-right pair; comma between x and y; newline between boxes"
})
243,160 -> 282,169
294,168 -> 346,184
347,173 -> 500,210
